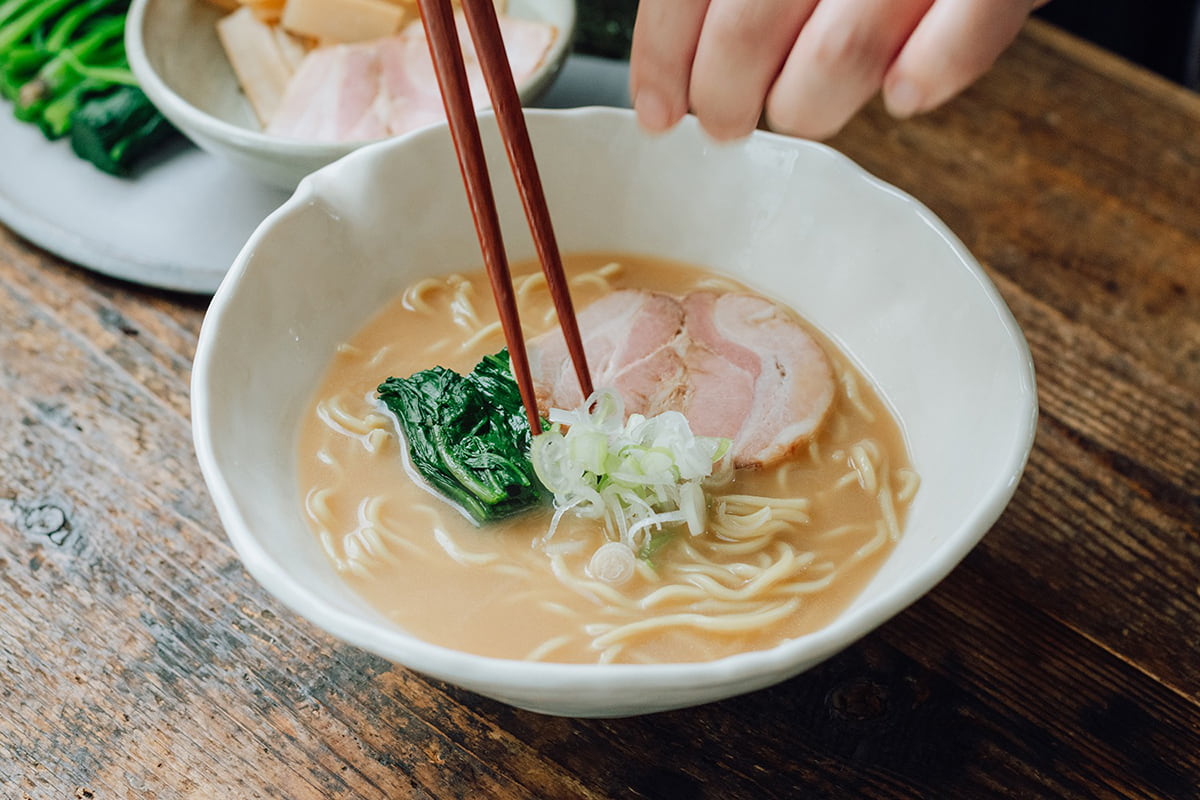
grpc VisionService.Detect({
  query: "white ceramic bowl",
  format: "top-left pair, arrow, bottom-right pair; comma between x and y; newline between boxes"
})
192,108 -> 1038,717
126,0 -> 575,189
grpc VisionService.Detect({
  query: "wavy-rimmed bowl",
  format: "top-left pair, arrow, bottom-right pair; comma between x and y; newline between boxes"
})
192,107 -> 1037,717
127,0 -> 575,189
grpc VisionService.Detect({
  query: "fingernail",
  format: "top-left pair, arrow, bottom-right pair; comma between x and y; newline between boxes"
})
634,89 -> 673,133
885,80 -> 923,119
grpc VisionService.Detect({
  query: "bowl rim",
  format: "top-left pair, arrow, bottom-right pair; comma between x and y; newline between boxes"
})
191,107 -> 1039,698
125,0 -> 578,156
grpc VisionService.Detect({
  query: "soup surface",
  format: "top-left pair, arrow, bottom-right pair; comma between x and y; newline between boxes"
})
298,253 -> 917,664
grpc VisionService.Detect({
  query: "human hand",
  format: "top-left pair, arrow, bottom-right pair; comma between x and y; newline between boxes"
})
630,0 -> 1050,141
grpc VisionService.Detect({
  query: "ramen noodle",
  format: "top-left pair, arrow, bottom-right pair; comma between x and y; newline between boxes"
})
298,253 -> 918,664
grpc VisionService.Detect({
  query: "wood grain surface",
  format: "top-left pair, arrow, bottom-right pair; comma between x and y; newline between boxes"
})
0,20 -> 1197,799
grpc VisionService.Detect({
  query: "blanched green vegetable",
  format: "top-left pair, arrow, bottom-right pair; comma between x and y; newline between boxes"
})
0,0 -> 176,174
70,84 -> 175,175
377,349 -> 544,525
0,0 -> 76,54
15,13 -> 126,123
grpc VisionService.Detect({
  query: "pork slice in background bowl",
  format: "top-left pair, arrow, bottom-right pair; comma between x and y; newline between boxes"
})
126,0 -> 575,189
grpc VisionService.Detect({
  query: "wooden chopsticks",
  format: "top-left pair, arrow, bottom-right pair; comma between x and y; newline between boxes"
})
416,0 -> 593,436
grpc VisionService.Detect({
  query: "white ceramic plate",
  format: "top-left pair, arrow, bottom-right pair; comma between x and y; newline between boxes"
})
0,55 -> 631,294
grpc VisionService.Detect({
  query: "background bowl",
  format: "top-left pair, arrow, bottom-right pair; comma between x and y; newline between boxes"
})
191,108 -> 1038,717
126,0 -> 575,189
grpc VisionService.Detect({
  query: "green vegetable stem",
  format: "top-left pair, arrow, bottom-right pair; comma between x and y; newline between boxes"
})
16,13 -> 126,123
0,0 -> 76,55
377,349 -> 545,525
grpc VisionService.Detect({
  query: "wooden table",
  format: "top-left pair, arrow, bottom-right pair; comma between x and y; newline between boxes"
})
1,20 -> 1197,799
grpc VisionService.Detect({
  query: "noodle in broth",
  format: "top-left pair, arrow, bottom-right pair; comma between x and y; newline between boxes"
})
298,253 -> 917,664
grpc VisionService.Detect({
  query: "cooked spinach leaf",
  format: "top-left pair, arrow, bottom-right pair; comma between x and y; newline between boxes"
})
377,349 -> 543,525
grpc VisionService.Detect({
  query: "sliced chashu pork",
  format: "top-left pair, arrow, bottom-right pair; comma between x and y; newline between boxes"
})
529,290 -> 836,468
682,291 -> 836,466
266,13 -> 556,142
530,289 -> 686,412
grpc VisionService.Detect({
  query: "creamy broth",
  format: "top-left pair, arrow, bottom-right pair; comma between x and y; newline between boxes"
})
298,253 -> 917,664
